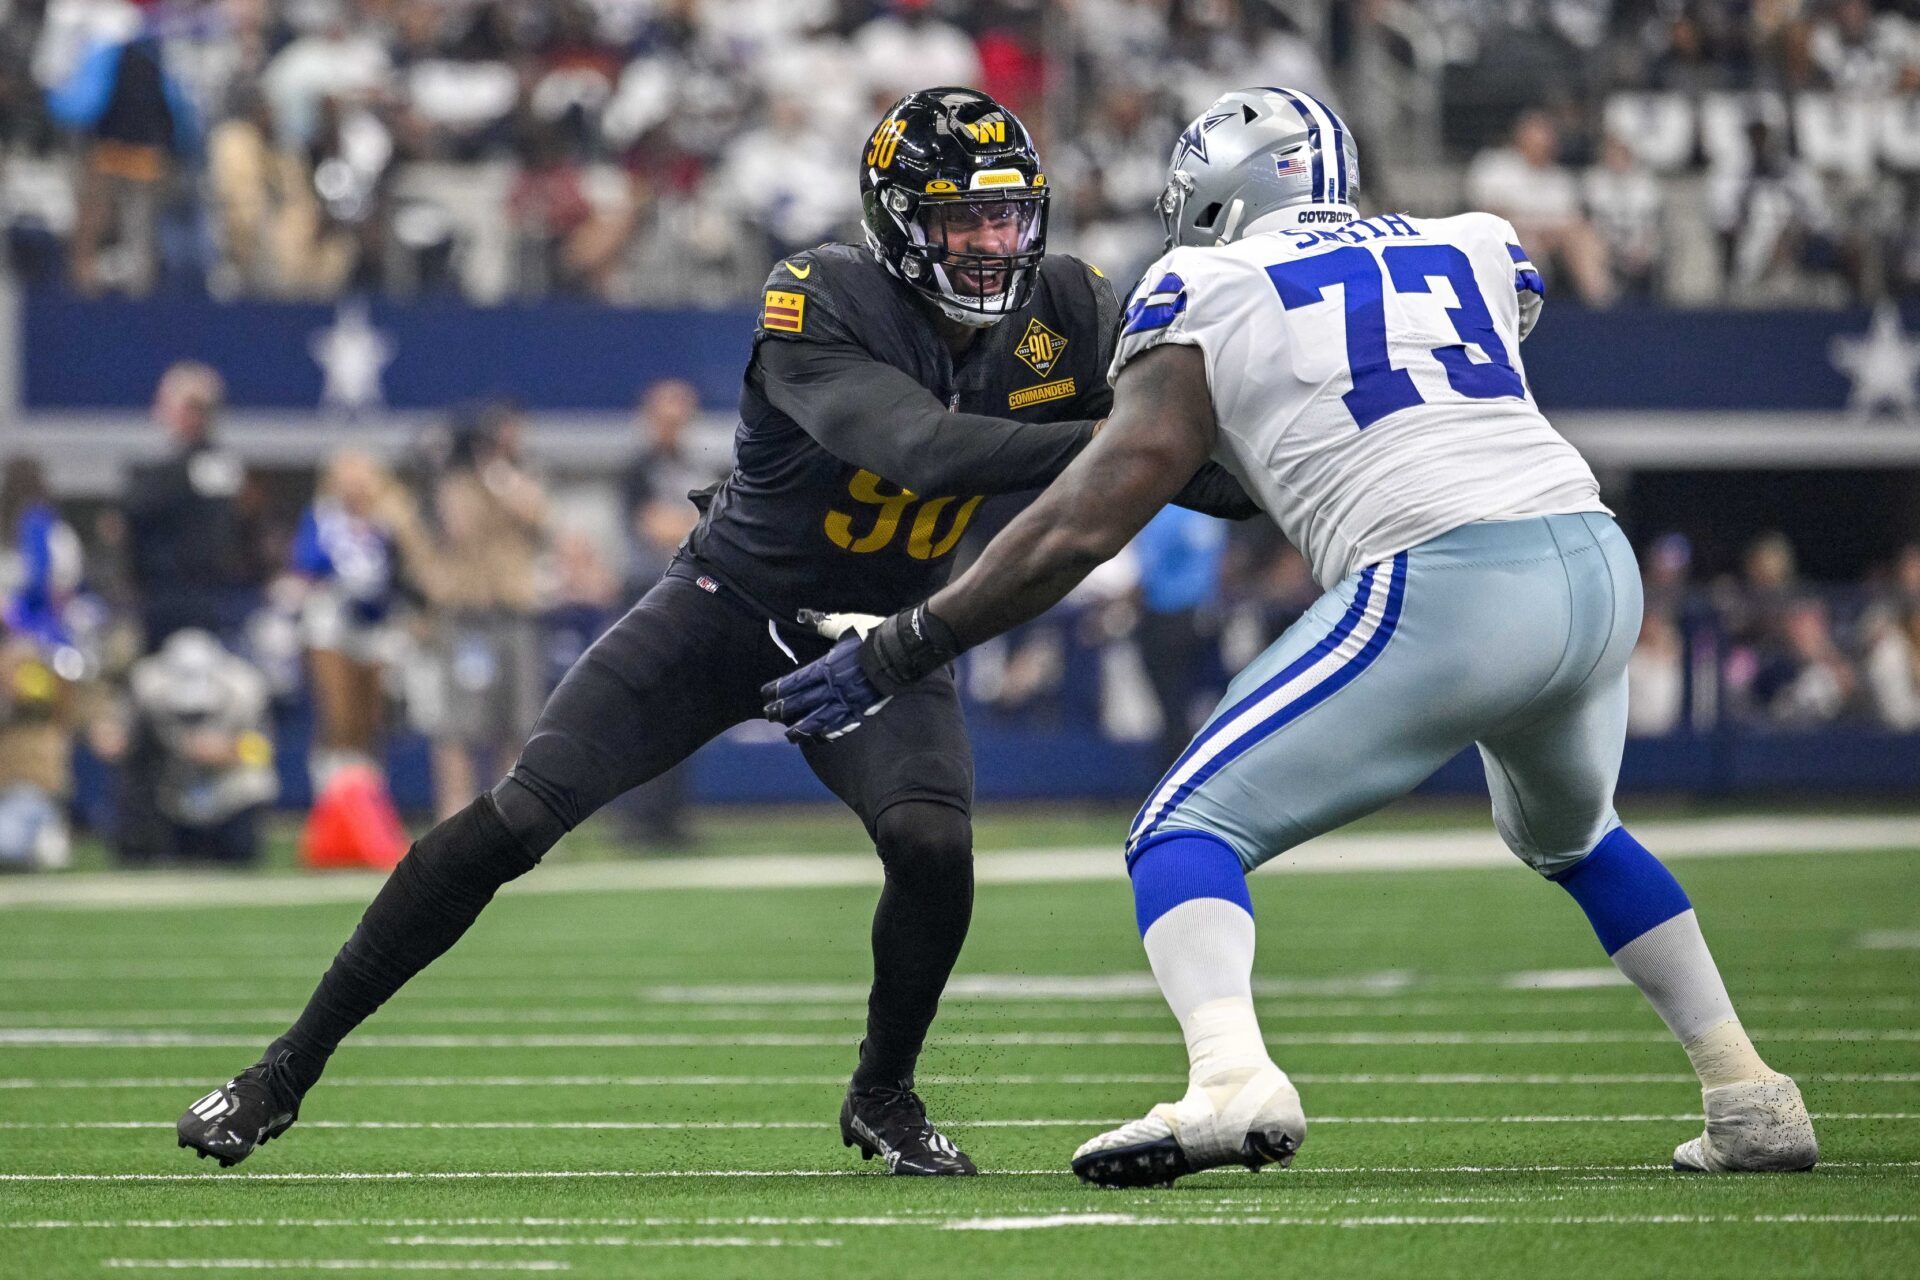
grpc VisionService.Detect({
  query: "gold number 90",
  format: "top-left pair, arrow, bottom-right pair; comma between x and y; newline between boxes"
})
825,470 -> 983,560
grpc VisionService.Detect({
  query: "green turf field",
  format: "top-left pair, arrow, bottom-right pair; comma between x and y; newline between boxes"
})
3,805 -> 1917,1278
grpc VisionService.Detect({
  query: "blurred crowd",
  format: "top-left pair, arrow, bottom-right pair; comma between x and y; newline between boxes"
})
0,359 -> 726,869
1,0 -> 1916,306
1,358 -> 1916,872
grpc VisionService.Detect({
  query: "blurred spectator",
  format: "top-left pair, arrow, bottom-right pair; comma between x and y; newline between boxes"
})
259,1 -> 390,152
123,361 -> 252,651
1709,118 -> 1847,303
1128,506 -> 1226,770
1720,529 -> 1801,652
45,7 -> 200,294
303,92 -> 396,292
111,627 -> 278,865
613,377 -> 724,845
1640,531 -> 1695,623
290,449 -> 426,796
619,377 -> 719,595
0,632 -> 78,870
853,1 -> 982,108
1627,609 -> 1686,737
1864,603 -> 1920,731
718,89 -> 862,262
0,0 -> 1909,309
1752,596 -> 1859,725
1057,82 -> 1186,288
411,403 -> 551,820
507,117 -> 604,296
1,457 -> 83,651
1583,129 -> 1663,300
1467,109 -> 1614,305
207,86 -> 356,297
390,0 -> 517,161
1810,0 -> 1920,95
0,456 -> 86,871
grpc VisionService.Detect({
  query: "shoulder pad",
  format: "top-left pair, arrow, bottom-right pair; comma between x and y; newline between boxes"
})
755,245 -> 877,345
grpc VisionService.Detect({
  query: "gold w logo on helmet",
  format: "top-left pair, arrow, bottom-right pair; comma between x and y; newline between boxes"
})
960,118 -> 1008,145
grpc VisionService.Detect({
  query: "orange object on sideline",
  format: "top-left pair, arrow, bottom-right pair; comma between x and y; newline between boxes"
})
300,764 -> 409,871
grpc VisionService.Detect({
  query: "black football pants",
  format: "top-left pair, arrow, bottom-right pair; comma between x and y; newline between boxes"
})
273,571 -> 975,1095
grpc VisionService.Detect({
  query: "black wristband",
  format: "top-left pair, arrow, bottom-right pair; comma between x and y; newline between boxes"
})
859,603 -> 963,694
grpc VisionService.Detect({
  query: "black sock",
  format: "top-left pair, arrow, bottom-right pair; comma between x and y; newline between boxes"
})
852,802 -> 973,1091
268,794 -> 541,1096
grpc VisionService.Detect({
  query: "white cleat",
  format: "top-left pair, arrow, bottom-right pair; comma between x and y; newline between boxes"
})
1071,1064 -> 1306,1188
1672,1073 -> 1818,1172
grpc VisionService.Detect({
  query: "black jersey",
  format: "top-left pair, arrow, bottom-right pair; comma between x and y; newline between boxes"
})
683,243 -> 1121,621
681,243 -> 1122,621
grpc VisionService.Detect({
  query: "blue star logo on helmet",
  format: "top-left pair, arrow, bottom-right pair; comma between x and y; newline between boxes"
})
1173,109 -> 1236,167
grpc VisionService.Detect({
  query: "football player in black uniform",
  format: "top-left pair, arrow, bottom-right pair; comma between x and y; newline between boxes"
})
176,87 -> 1254,1177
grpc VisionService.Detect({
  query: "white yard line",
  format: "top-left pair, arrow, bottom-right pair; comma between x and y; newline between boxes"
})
4,1027 -> 1914,1048
0,1201 -> 1603,1230
933,1212 -> 1920,1231
3,1113 -> 1913,1132
5,1071 -> 1918,1090
3,815 -> 1912,912
103,1264 -> 569,1273
6,1161 -> 1915,1184
382,1238 -> 840,1249
5,995 -> 1753,1027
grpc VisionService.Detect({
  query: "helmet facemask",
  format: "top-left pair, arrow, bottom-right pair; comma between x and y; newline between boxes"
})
888,190 -> 1048,327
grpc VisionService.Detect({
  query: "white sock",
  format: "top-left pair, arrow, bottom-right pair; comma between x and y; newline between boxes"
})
1609,909 -> 1771,1087
1682,1018 -> 1773,1090
1141,898 -> 1271,1085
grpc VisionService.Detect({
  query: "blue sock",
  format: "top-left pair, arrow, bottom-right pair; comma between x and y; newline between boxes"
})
1130,831 -> 1252,935
1550,826 -> 1692,955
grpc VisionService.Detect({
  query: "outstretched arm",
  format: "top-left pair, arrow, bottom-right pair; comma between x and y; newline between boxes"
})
763,343 -> 1221,740
930,342 -> 1218,646
759,339 -> 1100,496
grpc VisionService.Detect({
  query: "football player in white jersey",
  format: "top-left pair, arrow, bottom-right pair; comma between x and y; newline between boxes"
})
764,87 -> 1818,1187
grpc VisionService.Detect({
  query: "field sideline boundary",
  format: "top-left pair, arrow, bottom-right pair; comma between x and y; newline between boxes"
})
1,815 -> 1913,912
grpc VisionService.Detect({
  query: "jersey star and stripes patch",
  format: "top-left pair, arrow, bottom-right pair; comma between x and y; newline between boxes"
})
762,289 -> 806,333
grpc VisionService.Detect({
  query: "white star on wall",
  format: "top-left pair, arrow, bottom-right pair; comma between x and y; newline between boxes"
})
309,300 -> 395,416
1829,302 -> 1920,420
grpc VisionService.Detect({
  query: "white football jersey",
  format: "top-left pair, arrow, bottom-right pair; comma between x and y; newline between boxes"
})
1112,207 -> 1606,589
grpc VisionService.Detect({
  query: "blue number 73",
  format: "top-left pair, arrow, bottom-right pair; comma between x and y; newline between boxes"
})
1266,243 -> 1525,430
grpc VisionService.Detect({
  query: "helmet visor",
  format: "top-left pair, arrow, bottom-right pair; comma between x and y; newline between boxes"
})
913,194 -> 1045,300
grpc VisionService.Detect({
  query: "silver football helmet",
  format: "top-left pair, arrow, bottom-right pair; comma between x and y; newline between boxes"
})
1158,87 -> 1359,249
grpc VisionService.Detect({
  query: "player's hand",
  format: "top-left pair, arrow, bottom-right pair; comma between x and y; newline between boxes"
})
761,634 -> 892,742
796,609 -> 885,642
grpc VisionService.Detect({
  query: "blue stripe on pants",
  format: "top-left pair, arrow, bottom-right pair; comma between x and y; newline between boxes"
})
1128,553 -> 1408,859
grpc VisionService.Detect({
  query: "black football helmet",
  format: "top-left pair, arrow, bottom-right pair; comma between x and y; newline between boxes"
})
859,87 -> 1049,328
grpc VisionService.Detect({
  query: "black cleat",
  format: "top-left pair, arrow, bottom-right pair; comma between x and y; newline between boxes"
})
840,1082 -> 977,1176
176,1052 -> 304,1168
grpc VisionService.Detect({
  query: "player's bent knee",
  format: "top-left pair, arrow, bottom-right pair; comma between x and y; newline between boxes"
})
872,801 -> 973,889
1548,826 -> 1691,956
404,792 -> 543,907
1498,812 -> 1619,879
1128,829 -> 1252,935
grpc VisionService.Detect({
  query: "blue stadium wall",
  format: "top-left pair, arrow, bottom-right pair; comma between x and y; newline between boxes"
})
22,292 -> 1920,808
22,292 -> 1916,412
